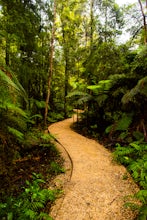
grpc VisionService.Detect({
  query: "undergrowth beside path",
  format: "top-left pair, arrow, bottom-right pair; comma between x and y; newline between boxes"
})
0,131 -> 64,220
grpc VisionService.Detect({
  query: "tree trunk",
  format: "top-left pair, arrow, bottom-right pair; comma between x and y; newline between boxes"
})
44,0 -> 56,126
104,0 -> 108,42
5,38 -> 10,66
64,54 -> 69,118
90,0 -> 94,47
138,0 -> 147,44
61,7 -> 70,119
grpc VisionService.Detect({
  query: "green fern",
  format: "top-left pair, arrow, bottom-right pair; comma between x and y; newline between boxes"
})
114,143 -> 134,164
49,162 -> 65,175
67,90 -> 93,106
76,94 -> 93,105
105,113 -> 133,138
95,94 -> 108,107
0,69 -> 27,102
67,91 -> 88,98
87,79 -> 113,93
137,76 -> 147,96
129,158 -> 147,188
133,131 -> 144,141
8,126 -> 24,141
0,173 -> 58,220
122,76 -> 147,104
114,142 -> 147,219
0,69 -> 28,144
115,113 -> 133,131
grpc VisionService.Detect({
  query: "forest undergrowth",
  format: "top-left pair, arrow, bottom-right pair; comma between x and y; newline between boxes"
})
0,129 -> 65,220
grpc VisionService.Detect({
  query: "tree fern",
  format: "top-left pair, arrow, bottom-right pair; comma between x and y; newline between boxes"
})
87,79 -> 113,94
0,69 -> 27,102
122,76 -> 147,104
67,90 -> 93,106
0,68 -> 28,174
1,102 -> 27,117
67,90 -> 88,98
0,102 -> 27,139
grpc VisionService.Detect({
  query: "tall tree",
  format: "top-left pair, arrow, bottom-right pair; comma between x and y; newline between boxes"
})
44,0 -> 57,126
57,0 -> 84,117
90,0 -> 94,46
138,0 -> 147,44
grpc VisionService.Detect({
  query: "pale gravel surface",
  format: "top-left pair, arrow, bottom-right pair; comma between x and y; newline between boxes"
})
49,116 -> 139,220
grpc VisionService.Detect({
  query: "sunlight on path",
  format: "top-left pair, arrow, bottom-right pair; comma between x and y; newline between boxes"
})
49,116 -> 139,220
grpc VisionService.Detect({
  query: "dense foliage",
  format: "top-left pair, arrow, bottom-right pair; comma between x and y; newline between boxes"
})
0,0 -> 147,219
0,173 -> 58,220
114,142 -> 147,219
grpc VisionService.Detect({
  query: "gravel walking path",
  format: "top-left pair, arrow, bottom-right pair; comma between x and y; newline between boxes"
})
49,116 -> 139,220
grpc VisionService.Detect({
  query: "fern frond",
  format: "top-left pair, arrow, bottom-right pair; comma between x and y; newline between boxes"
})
105,124 -> 113,134
108,74 -> 126,81
87,75 -> 128,95
0,69 -> 28,102
122,76 -> 147,104
38,212 -> 53,220
67,91 -> 88,98
8,126 -> 24,141
6,103 -> 27,117
105,113 -> 133,135
76,94 -> 93,105
0,69 -> 19,92
7,115 -> 27,131
137,76 -> 147,96
30,202 -> 44,211
29,99 -> 46,109
95,94 -> 108,107
135,190 -> 147,204
23,209 -> 37,219
87,80 -> 112,93
115,113 -> 133,131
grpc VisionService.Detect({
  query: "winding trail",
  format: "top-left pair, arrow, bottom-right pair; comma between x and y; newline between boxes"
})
49,116 -> 139,220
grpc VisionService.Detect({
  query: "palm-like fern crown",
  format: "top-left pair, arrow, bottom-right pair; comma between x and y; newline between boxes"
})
0,68 -> 28,145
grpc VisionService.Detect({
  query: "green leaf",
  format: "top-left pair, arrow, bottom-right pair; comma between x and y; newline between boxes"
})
130,143 -> 141,150
8,126 -> 24,141
105,124 -> 113,134
8,212 -> 13,220
115,113 -> 133,131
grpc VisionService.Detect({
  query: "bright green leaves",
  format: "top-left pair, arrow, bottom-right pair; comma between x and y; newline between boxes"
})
0,173 -> 58,220
87,80 -> 112,93
114,142 -> 147,218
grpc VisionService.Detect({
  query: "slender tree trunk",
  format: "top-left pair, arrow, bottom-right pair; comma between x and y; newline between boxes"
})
5,4 -> 10,67
64,52 -> 69,118
104,0 -> 108,42
62,26 -> 69,118
61,3 -> 70,119
138,0 -> 147,44
5,38 -> 10,66
44,0 -> 56,126
90,0 -> 94,48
